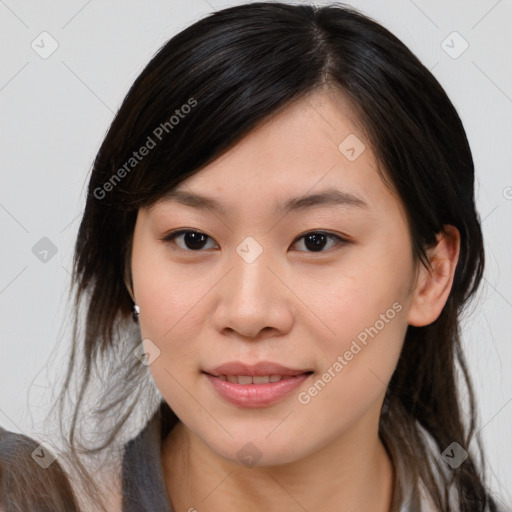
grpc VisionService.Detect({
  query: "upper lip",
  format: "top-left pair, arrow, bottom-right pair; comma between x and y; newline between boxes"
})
204,361 -> 313,377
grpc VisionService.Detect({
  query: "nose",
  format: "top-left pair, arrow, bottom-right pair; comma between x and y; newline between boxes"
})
211,242 -> 294,341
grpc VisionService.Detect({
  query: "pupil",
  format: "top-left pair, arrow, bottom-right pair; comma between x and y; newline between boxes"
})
185,232 -> 207,250
305,232 -> 326,251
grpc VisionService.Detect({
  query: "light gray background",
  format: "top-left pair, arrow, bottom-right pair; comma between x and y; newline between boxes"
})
1,0 -> 511,503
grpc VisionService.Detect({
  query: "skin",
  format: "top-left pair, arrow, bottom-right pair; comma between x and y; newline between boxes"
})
129,86 -> 460,512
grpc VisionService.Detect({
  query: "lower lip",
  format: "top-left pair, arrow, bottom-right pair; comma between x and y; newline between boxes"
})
204,372 -> 312,408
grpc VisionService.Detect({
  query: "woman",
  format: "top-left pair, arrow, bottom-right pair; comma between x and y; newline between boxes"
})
32,2 -> 508,511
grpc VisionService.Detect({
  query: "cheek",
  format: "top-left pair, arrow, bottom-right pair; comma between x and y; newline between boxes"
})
131,240 -> 210,403
132,236 -> 208,340
297,273 -> 409,440
310,234 -> 414,399
320,242 -> 413,344
133,256 -> 209,415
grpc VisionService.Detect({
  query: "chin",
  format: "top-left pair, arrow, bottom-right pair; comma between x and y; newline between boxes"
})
198,428 -> 309,469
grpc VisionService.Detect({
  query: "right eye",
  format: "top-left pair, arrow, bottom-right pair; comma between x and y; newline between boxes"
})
161,229 -> 218,251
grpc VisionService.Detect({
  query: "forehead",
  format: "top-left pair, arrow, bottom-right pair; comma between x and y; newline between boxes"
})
150,88 -> 395,216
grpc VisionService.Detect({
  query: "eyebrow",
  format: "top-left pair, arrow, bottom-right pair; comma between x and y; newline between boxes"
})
159,188 -> 369,216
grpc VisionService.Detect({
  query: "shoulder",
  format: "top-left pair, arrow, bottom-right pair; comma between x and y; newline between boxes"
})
409,423 -> 510,512
0,425 -> 80,511
121,404 -> 178,512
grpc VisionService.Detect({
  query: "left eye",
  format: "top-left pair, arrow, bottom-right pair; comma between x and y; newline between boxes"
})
161,230 -> 346,253
292,231 -> 346,252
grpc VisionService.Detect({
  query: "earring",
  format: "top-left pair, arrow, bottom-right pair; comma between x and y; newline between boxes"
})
132,304 -> 140,323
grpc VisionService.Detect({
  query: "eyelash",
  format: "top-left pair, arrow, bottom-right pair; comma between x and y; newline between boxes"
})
160,229 -> 348,254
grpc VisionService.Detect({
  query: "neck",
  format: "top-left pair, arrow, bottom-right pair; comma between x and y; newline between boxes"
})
162,418 -> 395,512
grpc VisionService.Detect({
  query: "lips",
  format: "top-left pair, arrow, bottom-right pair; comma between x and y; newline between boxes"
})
202,361 -> 314,407
204,372 -> 313,407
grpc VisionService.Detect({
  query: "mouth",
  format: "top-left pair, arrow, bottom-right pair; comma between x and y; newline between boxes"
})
204,373 -> 314,384
203,360 -> 314,378
202,363 -> 314,407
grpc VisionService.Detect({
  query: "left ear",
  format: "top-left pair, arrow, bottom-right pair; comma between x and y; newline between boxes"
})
407,225 -> 461,327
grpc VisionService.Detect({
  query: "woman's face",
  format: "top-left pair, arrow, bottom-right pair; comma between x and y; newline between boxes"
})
130,87 -> 420,466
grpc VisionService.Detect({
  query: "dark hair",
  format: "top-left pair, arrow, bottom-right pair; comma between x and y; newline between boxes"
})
0,426 -> 79,511
45,2 -> 505,511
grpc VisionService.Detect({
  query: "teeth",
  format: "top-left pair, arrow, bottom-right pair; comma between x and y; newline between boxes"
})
253,375 -> 270,384
217,374 -> 296,384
